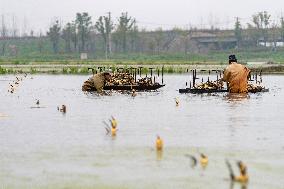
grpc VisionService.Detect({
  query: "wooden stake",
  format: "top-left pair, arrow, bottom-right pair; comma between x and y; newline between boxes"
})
162,66 -> 164,84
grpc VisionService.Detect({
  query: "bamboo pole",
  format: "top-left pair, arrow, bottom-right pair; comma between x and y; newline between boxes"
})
162,66 -> 164,85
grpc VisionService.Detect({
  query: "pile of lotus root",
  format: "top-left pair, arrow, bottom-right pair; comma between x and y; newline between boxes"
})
247,83 -> 265,93
106,73 -> 155,86
195,80 -> 224,90
194,80 -> 265,92
106,73 -> 135,86
137,77 -> 153,86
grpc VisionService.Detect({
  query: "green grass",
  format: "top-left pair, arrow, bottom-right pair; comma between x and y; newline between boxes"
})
0,66 -> 7,74
0,66 -> 17,74
1,50 -> 284,65
1,37 -> 284,65
1,63 -> 284,75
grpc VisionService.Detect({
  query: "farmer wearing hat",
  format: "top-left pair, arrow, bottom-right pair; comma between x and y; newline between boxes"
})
222,55 -> 250,93
82,71 -> 112,92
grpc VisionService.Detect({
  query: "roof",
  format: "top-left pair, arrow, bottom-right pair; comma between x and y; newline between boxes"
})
191,36 -> 237,43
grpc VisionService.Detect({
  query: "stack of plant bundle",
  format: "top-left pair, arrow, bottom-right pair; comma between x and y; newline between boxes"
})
195,80 -> 224,90
247,83 -> 266,93
137,77 -> 153,86
82,79 -> 95,91
82,72 -> 162,92
106,72 -> 135,86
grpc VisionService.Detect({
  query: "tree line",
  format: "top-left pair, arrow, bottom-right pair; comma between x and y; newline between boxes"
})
234,11 -> 284,50
47,12 -> 137,57
1,11 -> 284,58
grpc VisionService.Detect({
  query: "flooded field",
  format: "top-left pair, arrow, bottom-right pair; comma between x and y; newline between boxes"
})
0,74 -> 284,189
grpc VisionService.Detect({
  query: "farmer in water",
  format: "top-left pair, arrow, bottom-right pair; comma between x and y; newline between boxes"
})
82,71 -> 112,93
222,55 -> 250,93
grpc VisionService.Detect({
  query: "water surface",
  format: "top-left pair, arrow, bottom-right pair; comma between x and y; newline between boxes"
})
0,74 -> 284,189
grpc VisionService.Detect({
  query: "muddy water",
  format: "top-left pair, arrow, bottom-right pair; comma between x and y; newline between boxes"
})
0,74 -> 284,189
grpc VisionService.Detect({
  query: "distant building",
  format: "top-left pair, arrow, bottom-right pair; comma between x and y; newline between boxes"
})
189,36 -> 237,53
188,31 -> 237,53
259,41 -> 284,47
80,53 -> 88,60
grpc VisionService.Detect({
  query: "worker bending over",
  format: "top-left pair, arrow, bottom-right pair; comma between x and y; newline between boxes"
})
82,72 -> 112,93
222,55 -> 250,93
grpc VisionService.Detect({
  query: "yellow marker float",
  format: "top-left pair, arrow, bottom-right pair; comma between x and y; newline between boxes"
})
156,135 -> 163,151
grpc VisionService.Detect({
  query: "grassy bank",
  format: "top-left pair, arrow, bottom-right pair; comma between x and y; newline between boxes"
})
1,64 -> 284,75
2,47 -> 284,75
1,48 -> 284,65
0,65 -> 189,75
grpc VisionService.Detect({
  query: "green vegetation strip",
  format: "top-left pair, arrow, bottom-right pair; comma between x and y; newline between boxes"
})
1,64 -> 284,75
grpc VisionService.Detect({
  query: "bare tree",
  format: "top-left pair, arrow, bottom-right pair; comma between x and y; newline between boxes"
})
129,20 -> 139,52
47,20 -> 61,53
262,11 -> 271,46
116,12 -> 136,53
95,12 -> 114,59
148,39 -> 155,54
280,17 -> 284,42
153,27 -> 164,54
234,17 -> 242,48
270,22 -> 279,51
70,21 -> 78,52
162,28 -> 179,51
252,14 -> 261,46
30,30 -> 34,37
252,11 -> 271,46
76,12 -> 92,52
1,14 -> 8,56
38,30 -> 44,53
137,28 -> 147,53
12,14 -> 18,37
22,16 -> 28,37
180,30 -> 191,54
62,22 -> 73,52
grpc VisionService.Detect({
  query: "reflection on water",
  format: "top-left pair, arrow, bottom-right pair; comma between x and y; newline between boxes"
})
0,74 -> 284,189
224,93 -> 250,102
230,182 -> 248,189
156,150 -> 163,161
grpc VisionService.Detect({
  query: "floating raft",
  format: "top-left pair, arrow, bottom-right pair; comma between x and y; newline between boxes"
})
179,88 -> 269,94
104,84 -> 165,91
86,84 -> 165,92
